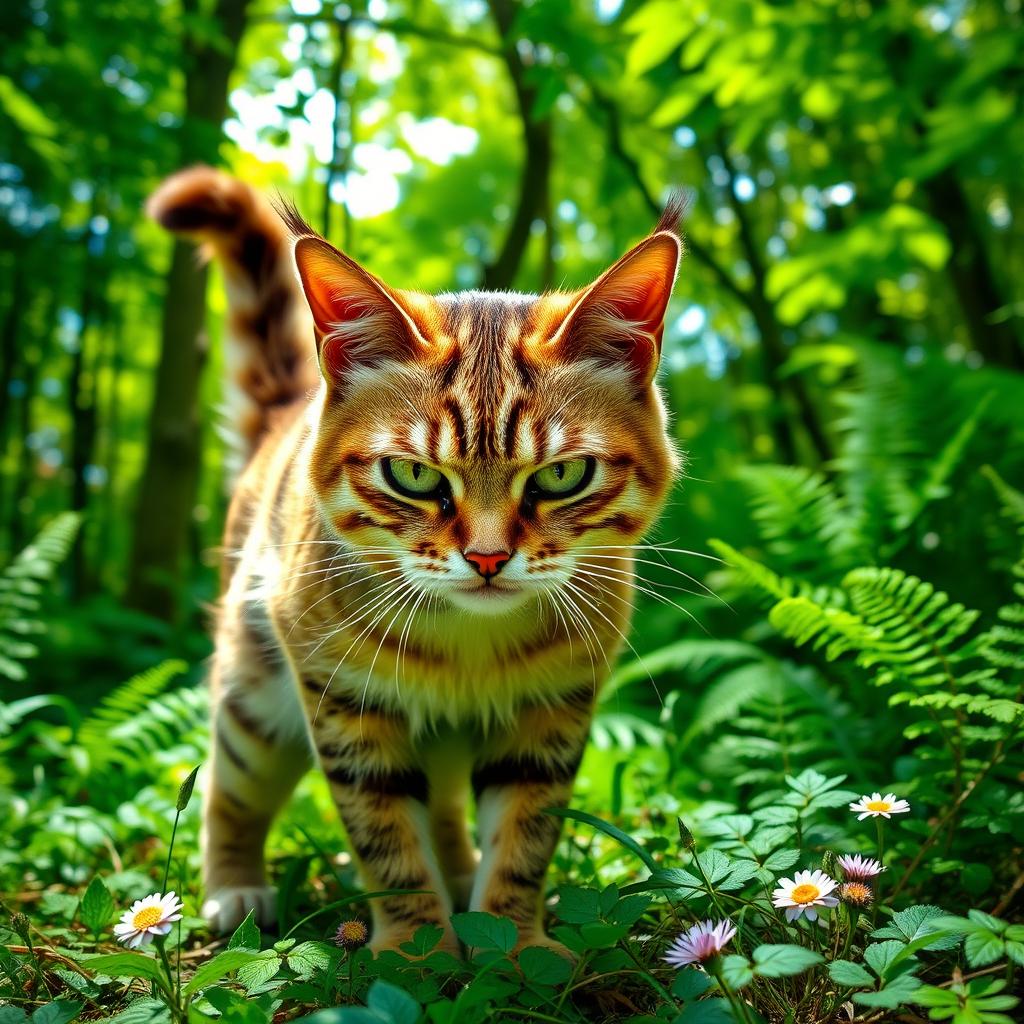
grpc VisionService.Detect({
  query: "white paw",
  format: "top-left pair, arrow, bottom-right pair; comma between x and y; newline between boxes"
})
202,885 -> 277,934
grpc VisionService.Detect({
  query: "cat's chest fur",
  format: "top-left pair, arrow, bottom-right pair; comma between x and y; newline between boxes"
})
262,548 -> 631,730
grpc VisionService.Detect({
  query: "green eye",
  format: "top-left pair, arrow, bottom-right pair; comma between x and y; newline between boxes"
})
384,458 -> 444,497
530,458 -> 594,498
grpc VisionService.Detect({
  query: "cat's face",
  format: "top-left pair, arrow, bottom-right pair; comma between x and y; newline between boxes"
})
294,217 -> 681,617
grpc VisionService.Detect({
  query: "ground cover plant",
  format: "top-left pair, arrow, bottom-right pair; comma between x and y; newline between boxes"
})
2,0 -> 1023,1021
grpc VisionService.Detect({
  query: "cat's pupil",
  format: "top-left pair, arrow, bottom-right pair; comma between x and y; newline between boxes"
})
553,463 -> 565,480
412,462 -> 422,479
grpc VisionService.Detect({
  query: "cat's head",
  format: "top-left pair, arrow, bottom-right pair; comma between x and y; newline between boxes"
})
289,204 -> 683,617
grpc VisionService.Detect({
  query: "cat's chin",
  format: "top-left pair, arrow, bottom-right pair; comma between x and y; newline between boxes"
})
443,585 -> 535,617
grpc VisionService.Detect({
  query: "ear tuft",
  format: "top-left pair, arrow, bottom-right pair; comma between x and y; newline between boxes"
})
654,188 -> 692,239
271,193 -> 317,241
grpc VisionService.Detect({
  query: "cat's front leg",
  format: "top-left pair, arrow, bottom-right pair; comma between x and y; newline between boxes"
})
469,686 -> 594,954
298,676 -> 456,954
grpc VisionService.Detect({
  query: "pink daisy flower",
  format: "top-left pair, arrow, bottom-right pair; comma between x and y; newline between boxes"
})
663,919 -> 737,968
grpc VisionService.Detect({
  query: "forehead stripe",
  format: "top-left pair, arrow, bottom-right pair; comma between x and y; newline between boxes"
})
443,398 -> 468,457
503,399 -> 525,459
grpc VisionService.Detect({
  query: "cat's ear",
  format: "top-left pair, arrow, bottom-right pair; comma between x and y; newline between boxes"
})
291,231 -> 430,386
549,225 -> 682,387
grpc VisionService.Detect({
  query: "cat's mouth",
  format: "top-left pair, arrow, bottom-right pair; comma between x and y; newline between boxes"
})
445,581 -> 533,615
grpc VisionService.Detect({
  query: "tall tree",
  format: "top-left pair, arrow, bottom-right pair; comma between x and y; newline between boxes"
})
125,0 -> 252,620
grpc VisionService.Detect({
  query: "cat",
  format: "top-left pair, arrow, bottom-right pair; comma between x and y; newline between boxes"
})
148,166 -> 683,955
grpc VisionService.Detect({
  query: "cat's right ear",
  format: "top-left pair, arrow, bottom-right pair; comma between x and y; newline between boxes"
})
291,234 -> 430,387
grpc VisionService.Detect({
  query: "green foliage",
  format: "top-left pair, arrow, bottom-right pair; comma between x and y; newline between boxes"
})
0,514 -> 79,680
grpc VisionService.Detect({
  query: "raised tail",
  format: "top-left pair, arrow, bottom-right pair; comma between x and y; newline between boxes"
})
147,166 -> 318,462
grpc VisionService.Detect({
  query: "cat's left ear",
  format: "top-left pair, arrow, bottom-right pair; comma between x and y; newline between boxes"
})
549,227 -> 681,388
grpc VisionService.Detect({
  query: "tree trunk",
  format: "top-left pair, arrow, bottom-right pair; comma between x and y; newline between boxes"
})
481,0 -> 553,290
924,171 -> 1023,370
125,0 -> 251,620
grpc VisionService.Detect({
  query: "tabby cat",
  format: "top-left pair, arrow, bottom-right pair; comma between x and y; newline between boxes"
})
149,167 -> 682,954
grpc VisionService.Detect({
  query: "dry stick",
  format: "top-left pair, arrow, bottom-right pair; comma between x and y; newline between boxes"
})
990,867 -> 1024,918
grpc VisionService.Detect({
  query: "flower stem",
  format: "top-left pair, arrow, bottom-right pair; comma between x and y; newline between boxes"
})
708,961 -> 754,1024
154,937 -> 182,1023
161,808 -> 182,896
873,820 -> 884,925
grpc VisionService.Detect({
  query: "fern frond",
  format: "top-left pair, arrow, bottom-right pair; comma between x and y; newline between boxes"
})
0,513 -> 80,681
76,660 -> 189,767
981,465 -> 1024,532
890,690 -> 1023,723
770,568 -> 981,690
708,540 -> 843,608
768,597 -> 880,660
734,464 -> 865,571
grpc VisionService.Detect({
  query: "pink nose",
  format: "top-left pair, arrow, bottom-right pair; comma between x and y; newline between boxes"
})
464,550 -> 511,579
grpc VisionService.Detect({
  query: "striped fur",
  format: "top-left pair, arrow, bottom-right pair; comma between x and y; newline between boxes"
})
153,168 -> 683,954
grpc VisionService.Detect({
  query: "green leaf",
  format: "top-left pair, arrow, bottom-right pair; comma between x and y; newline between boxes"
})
236,950 -> 282,994
965,928 -> 1005,967
287,942 -> 334,980
227,909 -> 261,951
579,921 -> 630,947
763,849 -> 799,872
80,952 -> 166,983
864,941 -> 907,980
553,887 -> 602,924
673,998 -> 734,1024
720,953 -> 753,990
519,946 -> 572,986
871,905 -> 959,950
400,924 -> 444,957
609,894 -> 651,927
450,912 -> 517,954
29,1004 -> 81,1024
752,944 -> 823,977
183,949 -> 262,996
0,1008 -> 27,1024
99,998 -> 171,1024
80,876 -> 115,935
671,969 -> 714,1000
852,973 -> 922,1009
544,807 -> 658,872
204,989 -> 274,1024
828,959 -> 874,988
366,980 -> 420,1024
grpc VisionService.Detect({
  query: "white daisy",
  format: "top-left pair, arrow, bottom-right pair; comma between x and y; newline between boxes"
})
837,854 -> 885,881
663,919 -> 737,968
772,869 -> 839,922
849,792 -> 911,820
113,892 -> 184,949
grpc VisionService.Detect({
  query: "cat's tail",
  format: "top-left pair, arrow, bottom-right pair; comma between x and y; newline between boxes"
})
147,166 -> 318,462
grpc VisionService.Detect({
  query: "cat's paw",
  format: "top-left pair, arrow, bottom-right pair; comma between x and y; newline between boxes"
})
202,885 -> 277,934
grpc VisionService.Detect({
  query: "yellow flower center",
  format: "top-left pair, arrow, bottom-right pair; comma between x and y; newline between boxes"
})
132,906 -> 164,930
790,883 -> 821,904
865,800 -> 891,812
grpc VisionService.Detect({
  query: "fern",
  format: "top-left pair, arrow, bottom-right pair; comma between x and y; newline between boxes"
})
708,539 -> 843,608
733,464 -> 865,573
977,468 -> 1024,674
75,659 -> 192,773
765,565 -> 1020,726
0,513 -> 80,680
